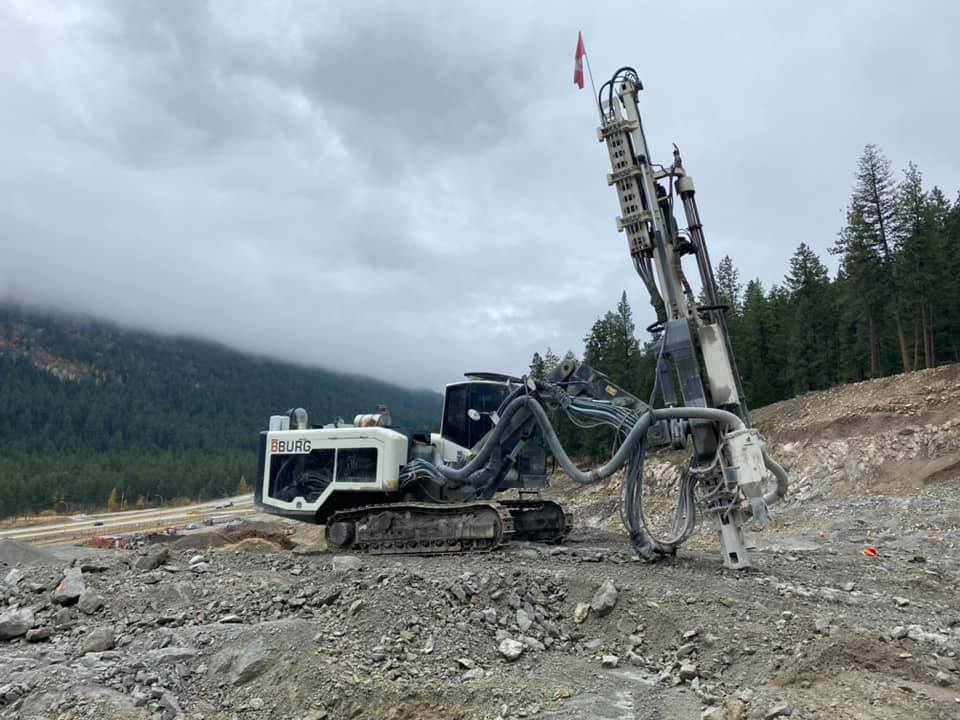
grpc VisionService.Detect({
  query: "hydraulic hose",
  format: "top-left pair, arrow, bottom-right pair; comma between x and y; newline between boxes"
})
411,391 -> 787,563
761,449 -> 789,505
428,395 -> 748,486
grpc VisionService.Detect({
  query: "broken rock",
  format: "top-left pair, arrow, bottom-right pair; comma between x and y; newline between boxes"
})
51,568 -> 85,605
80,627 -> 115,654
25,626 -> 51,642
498,638 -> 525,662
0,607 -> 35,640
77,589 -> 105,615
134,547 -> 169,571
764,703 -> 793,719
574,602 -> 591,624
332,556 -> 363,572
590,579 -> 618,617
216,641 -> 271,686
516,608 -> 533,633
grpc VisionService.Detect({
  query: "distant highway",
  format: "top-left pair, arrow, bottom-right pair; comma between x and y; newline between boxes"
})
0,494 -> 256,545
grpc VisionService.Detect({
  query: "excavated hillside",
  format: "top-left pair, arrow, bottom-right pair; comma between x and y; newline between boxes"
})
1,367 -> 959,720
550,363 -> 960,537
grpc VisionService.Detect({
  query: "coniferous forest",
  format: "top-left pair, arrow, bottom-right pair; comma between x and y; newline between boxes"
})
530,145 -> 960,457
2,146 -> 958,515
0,308 -> 441,519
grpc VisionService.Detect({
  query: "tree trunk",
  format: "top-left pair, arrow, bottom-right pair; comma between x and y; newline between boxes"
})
893,309 -> 910,373
923,303 -> 934,368
912,317 -> 921,371
868,317 -> 879,377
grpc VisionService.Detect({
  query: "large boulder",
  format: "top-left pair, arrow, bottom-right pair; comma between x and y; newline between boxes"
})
134,547 -> 169,571
51,568 -> 85,606
77,590 -> 105,615
212,641 -> 271,686
80,627 -> 115,654
0,607 -> 35,640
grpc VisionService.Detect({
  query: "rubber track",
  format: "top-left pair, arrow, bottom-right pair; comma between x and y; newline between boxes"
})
326,501 -> 515,555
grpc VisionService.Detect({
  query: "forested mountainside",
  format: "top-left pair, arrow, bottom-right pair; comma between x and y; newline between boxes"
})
0,304 -> 441,517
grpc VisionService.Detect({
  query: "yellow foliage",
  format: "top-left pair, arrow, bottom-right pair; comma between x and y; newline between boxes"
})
106,486 -> 120,512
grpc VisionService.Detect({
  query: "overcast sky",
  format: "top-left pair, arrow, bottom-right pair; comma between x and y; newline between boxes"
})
1,1 -> 958,390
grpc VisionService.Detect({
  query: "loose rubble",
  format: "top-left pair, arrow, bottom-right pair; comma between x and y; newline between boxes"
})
0,365 -> 957,719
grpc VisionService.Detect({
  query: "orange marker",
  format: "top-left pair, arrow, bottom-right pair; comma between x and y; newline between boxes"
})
863,545 -> 878,558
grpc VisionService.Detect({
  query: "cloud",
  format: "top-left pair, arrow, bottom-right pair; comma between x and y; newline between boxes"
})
1,0 -> 958,390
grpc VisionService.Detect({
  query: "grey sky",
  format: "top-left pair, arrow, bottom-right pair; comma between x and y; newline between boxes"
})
2,1 -> 958,391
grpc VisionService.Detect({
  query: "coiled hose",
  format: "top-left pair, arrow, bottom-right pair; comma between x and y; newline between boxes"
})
409,393 -> 785,560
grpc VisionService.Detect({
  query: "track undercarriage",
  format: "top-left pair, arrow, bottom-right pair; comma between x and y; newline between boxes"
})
325,498 -> 569,555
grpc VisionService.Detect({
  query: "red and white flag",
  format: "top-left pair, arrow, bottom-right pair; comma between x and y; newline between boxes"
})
573,32 -> 586,89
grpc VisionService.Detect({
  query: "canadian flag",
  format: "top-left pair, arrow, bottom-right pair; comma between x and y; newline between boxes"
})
573,32 -> 586,89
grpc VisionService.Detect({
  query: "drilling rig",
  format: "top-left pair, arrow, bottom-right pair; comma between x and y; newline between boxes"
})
253,66 -> 788,569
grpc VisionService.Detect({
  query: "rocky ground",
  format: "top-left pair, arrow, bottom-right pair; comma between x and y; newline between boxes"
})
2,366 -> 960,720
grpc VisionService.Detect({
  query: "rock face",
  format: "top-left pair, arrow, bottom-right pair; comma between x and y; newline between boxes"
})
590,579 -> 618,617
51,568 -> 85,605
0,607 -> 35,640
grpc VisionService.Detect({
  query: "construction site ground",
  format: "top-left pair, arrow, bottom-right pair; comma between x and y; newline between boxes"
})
1,365 -> 959,720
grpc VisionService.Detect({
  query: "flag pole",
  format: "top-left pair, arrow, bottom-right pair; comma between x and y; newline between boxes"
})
582,42 -> 603,122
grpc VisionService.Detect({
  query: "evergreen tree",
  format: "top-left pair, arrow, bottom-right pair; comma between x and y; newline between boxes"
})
737,280 -> 778,407
782,244 -> 835,393
542,348 -> 560,377
715,255 -> 743,314
528,352 -> 546,380
847,144 -> 910,372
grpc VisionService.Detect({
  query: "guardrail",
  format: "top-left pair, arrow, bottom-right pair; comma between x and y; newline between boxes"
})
22,505 -> 257,546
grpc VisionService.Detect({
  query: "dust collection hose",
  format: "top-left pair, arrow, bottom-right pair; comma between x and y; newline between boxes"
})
416,393 -> 786,559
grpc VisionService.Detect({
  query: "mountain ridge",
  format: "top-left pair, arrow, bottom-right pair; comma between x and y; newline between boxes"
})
0,302 -> 441,517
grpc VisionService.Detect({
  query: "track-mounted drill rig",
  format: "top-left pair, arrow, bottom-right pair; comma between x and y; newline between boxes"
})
254,66 -> 788,569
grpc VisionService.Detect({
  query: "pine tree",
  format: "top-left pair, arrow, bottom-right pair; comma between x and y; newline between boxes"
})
737,280 -> 778,406
835,179 -> 886,376
542,348 -> 560,376
236,476 -> 252,495
782,244 -> 835,393
849,144 -> 910,372
896,163 -> 938,368
714,255 -> 743,314
528,352 -> 546,380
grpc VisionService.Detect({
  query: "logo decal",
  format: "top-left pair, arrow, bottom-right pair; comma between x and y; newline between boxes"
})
270,438 -> 312,454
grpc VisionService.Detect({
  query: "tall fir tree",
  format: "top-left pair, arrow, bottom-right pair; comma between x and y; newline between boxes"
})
782,244 -> 835,393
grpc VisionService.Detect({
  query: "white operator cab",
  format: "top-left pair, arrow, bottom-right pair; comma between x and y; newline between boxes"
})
256,412 -> 408,522
255,378 -> 515,523
430,378 -> 513,463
